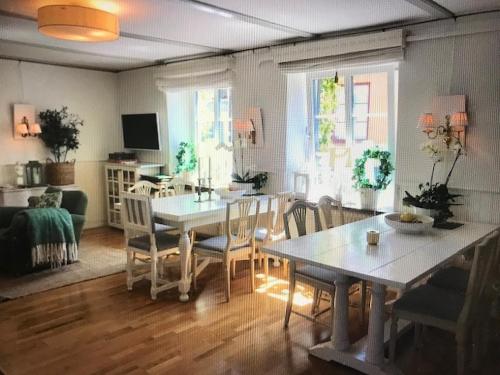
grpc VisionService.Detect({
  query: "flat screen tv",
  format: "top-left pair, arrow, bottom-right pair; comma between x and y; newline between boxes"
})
121,113 -> 161,150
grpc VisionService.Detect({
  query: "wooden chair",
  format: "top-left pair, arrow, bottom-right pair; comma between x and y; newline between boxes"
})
192,197 -> 260,302
255,192 -> 294,279
389,231 -> 500,375
120,192 -> 180,300
313,195 -> 367,321
283,200 -> 362,328
128,180 -> 175,232
169,177 -> 195,195
293,172 -> 310,200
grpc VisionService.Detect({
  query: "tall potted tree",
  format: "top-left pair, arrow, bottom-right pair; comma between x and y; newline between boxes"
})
39,106 -> 83,185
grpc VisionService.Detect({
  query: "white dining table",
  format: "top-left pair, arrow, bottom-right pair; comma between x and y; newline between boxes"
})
262,214 -> 498,375
152,193 -> 272,302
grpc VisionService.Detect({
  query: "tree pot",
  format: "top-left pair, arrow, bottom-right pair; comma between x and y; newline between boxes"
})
45,160 -> 75,186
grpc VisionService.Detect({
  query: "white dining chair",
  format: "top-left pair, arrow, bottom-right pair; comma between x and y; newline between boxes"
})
293,172 -> 310,200
191,197 -> 260,302
120,192 -> 180,300
389,231 -> 499,375
169,177 -> 195,195
313,195 -> 367,321
255,192 -> 294,280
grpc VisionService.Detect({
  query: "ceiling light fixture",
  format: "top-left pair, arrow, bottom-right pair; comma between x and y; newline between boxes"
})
38,5 -> 119,42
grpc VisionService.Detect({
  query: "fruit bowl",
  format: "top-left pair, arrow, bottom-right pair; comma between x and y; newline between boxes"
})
215,188 -> 245,199
384,213 -> 434,234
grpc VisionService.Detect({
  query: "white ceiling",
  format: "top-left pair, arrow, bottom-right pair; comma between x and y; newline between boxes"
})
0,0 -> 498,72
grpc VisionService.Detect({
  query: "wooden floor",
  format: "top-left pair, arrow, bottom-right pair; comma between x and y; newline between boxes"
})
0,227 -> 499,375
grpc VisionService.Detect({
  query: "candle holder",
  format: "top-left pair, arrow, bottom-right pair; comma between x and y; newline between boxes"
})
195,178 -> 203,203
207,177 -> 213,201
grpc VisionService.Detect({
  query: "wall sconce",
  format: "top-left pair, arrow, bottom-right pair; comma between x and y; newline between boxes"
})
16,116 -> 42,138
418,111 -> 468,148
233,119 -> 256,145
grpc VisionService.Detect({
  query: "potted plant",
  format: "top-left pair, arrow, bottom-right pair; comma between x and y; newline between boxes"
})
231,135 -> 268,194
174,141 -> 197,180
352,148 -> 394,210
403,141 -> 463,224
39,106 -> 83,185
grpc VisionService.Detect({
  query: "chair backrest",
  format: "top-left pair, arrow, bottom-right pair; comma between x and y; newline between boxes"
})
283,200 -> 321,239
120,192 -> 154,237
318,195 -> 344,230
128,180 -> 159,197
169,177 -> 195,195
458,231 -> 499,330
226,197 -> 260,250
264,192 -> 294,237
293,172 -> 310,200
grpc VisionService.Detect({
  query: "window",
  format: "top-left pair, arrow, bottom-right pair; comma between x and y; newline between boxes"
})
308,65 -> 397,206
194,88 -> 233,187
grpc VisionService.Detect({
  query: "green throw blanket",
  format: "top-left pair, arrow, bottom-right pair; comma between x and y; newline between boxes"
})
12,208 -> 78,268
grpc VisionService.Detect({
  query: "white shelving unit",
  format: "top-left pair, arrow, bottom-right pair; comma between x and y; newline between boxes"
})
104,162 -> 163,228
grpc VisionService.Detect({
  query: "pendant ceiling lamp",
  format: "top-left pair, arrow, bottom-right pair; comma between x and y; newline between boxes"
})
38,5 -> 119,42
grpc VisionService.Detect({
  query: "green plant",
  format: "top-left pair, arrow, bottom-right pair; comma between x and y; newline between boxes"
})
352,148 -> 394,190
174,141 -> 197,174
38,106 -> 83,163
318,78 -> 339,152
232,171 -> 268,191
403,148 -> 463,222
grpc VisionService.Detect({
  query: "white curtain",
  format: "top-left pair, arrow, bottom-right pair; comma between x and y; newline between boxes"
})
274,29 -> 405,73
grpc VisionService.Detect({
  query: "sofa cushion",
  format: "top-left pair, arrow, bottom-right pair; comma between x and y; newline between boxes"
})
35,192 -> 62,208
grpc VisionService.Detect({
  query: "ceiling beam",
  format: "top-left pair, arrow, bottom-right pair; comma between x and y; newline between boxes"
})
402,0 -> 455,18
0,10 -> 227,53
176,0 -> 315,38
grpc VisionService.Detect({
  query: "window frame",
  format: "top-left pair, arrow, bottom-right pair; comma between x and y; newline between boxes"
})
306,63 -> 398,161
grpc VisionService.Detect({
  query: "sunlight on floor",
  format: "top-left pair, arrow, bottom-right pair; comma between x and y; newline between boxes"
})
255,273 -> 313,307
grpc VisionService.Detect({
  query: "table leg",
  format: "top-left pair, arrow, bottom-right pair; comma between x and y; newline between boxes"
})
366,283 -> 386,366
332,275 -> 350,350
178,229 -> 192,302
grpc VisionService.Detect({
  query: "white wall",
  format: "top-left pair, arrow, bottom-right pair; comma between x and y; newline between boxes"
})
117,14 -> 500,223
0,60 -> 120,228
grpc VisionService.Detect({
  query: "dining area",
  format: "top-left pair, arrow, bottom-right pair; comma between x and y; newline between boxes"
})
117,178 -> 500,375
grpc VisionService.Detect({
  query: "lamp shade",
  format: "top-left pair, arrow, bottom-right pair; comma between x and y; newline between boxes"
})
30,122 -> 42,135
450,112 -> 468,128
16,123 -> 29,136
418,113 -> 435,131
234,119 -> 253,132
38,5 -> 119,42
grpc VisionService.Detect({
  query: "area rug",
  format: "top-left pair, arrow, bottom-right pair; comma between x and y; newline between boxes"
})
0,245 -> 126,300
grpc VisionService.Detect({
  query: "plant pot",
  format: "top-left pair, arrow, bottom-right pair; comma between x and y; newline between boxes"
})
45,161 -> 75,185
359,188 -> 378,210
413,207 -> 446,224
232,182 -> 255,195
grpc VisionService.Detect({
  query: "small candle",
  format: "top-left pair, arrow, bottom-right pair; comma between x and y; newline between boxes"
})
367,230 -> 380,245
208,157 -> 212,179
198,157 -> 201,180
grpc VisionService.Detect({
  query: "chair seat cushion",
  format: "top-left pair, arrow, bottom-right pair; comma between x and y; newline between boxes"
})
155,223 -> 176,233
296,264 -> 347,285
393,284 -> 465,322
427,267 -> 469,293
255,227 -> 286,242
128,232 -> 179,251
195,235 -> 249,252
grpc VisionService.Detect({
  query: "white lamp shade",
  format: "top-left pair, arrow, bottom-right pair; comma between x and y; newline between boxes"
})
16,123 -> 29,136
38,5 -> 119,42
450,112 -> 468,128
30,123 -> 42,134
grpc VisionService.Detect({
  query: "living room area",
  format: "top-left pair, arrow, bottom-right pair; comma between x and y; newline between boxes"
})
1,1 -> 500,375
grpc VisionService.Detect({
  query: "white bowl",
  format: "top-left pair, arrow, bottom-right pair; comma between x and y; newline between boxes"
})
384,213 -> 434,234
215,188 -> 245,199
